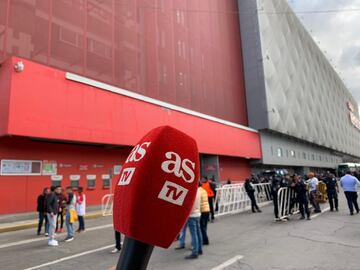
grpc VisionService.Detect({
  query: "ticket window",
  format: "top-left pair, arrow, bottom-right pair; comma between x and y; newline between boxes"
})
51,175 -> 63,187
102,174 -> 110,189
87,175 -> 96,190
70,175 -> 80,190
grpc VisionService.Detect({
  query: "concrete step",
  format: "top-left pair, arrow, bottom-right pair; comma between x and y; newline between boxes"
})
0,210 -> 105,233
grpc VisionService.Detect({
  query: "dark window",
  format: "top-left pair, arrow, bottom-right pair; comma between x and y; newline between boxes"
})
70,175 -> 80,188
87,175 -> 96,189
52,180 -> 62,187
102,174 -> 110,189
51,175 -> 63,187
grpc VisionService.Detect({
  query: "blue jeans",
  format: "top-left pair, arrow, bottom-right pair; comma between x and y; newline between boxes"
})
66,212 -> 74,238
179,222 -> 188,248
188,217 -> 202,256
37,212 -> 49,234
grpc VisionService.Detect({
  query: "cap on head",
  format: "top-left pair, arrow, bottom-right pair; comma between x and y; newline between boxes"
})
113,126 -> 200,248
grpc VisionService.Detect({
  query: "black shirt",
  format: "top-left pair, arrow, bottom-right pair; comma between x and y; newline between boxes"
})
46,193 -> 59,214
37,194 -> 46,212
244,182 -> 255,193
323,177 -> 338,192
294,180 -> 308,199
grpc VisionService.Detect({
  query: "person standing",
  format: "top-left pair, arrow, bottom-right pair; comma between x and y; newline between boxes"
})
76,187 -> 86,232
340,171 -> 360,215
306,172 -> 321,213
202,177 -> 215,222
244,179 -> 262,213
199,183 -> 210,245
293,176 -> 311,220
111,230 -> 122,253
65,187 -> 76,242
37,187 -> 50,236
175,223 -> 188,250
185,188 -> 203,259
46,186 -> 60,246
323,173 -> 339,212
55,188 -> 66,233
271,176 -> 281,221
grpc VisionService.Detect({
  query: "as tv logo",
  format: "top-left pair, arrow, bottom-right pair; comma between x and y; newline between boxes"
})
118,168 -> 136,186
158,181 -> 188,206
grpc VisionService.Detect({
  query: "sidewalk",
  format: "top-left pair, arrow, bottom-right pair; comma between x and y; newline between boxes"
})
0,206 -> 104,233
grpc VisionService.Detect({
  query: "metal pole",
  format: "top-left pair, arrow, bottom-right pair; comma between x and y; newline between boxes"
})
116,237 -> 154,270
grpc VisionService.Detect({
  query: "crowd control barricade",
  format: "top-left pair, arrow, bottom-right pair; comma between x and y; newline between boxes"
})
277,187 -> 297,220
101,194 -> 114,216
215,183 -> 272,218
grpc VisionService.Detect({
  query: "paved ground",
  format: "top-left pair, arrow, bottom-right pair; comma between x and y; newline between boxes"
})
1,193 -> 360,270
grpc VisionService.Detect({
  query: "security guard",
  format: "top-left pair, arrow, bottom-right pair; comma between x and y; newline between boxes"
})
293,175 -> 311,220
323,173 -> 339,211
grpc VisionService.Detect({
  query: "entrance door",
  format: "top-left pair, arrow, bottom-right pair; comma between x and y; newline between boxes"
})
201,155 -> 220,183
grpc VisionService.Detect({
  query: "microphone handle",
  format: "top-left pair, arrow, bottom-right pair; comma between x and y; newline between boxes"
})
116,237 -> 154,270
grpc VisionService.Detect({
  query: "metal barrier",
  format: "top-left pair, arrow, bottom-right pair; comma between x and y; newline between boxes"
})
101,194 -> 114,216
277,187 -> 299,220
102,183 -> 273,218
215,183 -> 272,217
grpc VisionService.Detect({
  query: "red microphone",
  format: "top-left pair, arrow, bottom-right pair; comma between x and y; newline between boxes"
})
113,126 -> 200,270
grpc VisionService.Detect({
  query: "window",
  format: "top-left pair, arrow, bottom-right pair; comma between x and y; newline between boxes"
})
59,27 -> 81,48
88,38 -> 112,59
290,150 -> 296,158
312,154 -> 315,161
51,175 -> 63,187
277,148 -> 283,157
102,174 -> 111,189
1,159 -> 42,175
87,175 -> 96,189
302,152 -> 306,160
70,175 -> 80,188
319,155 -> 322,161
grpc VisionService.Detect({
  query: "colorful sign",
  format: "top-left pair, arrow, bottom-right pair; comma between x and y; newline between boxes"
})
0,160 -> 41,175
42,160 -> 57,175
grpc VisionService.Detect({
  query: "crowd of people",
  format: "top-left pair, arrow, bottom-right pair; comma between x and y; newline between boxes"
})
36,186 -> 86,246
244,170 -> 360,222
37,170 -> 360,255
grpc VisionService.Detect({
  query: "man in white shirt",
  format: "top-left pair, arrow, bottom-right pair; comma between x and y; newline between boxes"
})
306,172 -> 321,213
340,171 -> 360,215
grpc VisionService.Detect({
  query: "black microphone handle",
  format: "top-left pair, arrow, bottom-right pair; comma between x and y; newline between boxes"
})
116,237 -> 154,270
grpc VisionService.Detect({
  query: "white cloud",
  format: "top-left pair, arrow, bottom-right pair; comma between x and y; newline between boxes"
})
288,0 -> 360,105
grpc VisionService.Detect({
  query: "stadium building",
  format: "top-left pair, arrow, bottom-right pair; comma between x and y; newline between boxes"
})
0,0 -> 359,214
238,0 -> 360,175
0,0 -> 259,214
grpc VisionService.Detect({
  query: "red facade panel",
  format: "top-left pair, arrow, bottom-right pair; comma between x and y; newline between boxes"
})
219,156 -> 251,183
0,58 -> 12,135
0,136 -> 129,214
3,57 -> 261,159
0,0 -> 247,124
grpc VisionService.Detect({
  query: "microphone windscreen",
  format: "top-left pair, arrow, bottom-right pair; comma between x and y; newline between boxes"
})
113,126 -> 200,248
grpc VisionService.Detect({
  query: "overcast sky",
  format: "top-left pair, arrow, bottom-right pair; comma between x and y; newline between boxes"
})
287,0 -> 360,107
